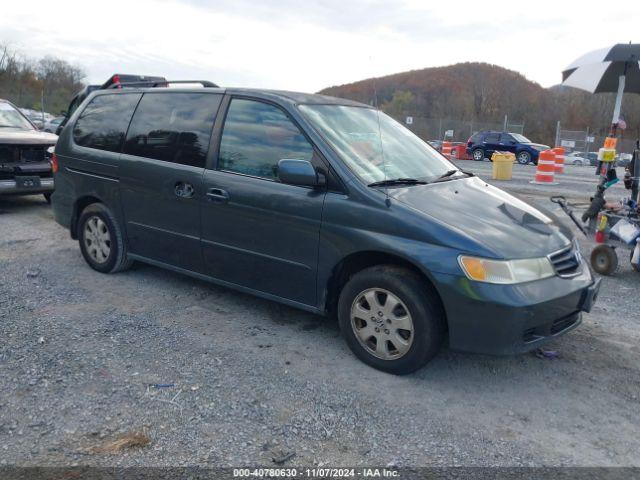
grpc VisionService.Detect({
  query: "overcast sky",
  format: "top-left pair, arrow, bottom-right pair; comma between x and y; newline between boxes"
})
2,0 -> 638,92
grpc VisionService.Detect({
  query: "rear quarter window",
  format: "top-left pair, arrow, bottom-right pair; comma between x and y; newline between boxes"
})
72,93 -> 141,152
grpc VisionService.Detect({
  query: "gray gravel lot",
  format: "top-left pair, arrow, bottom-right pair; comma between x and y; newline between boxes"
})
0,162 -> 639,467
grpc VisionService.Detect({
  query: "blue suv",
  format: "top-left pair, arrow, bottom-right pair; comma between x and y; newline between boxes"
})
467,131 -> 550,165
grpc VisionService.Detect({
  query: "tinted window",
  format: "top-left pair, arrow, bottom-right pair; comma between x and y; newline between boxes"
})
219,99 -> 314,180
73,93 -> 140,152
484,133 -> 500,143
469,133 -> 482,143
123,93 -> 221,167
500,133 -> 514,143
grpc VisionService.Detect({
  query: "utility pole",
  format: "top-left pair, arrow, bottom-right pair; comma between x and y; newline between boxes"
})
503,114 -> 508,131
41,89 -> 45,127
585,127 -> 590,155
555,121 -> 561,147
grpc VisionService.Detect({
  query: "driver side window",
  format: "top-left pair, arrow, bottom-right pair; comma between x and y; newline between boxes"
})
218,99 -> 314,180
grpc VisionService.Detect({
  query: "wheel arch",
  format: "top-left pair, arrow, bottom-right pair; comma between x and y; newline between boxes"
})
70,195 -> 105,239
323,250 -> 448,329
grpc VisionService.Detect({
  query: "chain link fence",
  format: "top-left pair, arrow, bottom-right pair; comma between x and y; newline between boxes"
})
389,115 -> 637,157
557,125 -> 637,157
390,115 -> 524,143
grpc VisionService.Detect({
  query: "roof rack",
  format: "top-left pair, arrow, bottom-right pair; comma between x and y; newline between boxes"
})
163,80 -> 219,88
107,79 -> 219,89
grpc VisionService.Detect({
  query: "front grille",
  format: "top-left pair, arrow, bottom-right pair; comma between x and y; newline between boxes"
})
549,244 -> 581,277
0,146 -> 19,163
0,145 -> 48,163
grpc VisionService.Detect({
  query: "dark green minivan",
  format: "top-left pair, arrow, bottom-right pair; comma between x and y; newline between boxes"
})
51,84 -> 600,374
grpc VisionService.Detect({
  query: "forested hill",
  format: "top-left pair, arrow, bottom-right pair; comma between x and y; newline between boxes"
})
318,62 -> 640,146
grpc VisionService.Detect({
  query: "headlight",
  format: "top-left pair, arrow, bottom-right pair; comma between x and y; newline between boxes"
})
458,255 -> 555,284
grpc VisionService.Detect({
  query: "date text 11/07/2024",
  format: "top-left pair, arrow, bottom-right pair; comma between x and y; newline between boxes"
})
232,467 -> 400,478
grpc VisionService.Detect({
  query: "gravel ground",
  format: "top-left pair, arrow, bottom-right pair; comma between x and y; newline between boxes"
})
0,163 -> 639,468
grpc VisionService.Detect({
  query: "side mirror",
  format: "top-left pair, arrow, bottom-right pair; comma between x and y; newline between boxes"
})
60,111 -> 68,117
278,159 -> 325,188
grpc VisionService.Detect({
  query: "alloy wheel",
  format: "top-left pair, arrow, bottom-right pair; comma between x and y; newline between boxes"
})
517,152 -> 531,164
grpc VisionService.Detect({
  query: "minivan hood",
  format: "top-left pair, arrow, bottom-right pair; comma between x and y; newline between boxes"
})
0,129 -> 58,145
388,176 -> 571,259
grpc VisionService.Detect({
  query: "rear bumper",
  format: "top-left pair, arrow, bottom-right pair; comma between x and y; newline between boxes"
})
0,178 -> 54,195
433,260 -> 599,355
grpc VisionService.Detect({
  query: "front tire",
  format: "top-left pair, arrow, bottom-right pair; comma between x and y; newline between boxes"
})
590,244 -> 618,276
337,266 -> 445,375
472,148 -> 484,161
516,151 -> 532,165
77,203 -> 133,273
630,250 -> 640,272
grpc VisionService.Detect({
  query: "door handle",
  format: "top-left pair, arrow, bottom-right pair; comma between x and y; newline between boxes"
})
174,182 -> 195,198
206,187 -> 229,203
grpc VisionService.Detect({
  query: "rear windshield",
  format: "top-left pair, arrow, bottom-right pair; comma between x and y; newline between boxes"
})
0,102 -> 34,131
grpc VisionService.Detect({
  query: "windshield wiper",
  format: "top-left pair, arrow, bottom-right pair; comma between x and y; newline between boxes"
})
368,178 -> 427,187
431,169 -> 474,183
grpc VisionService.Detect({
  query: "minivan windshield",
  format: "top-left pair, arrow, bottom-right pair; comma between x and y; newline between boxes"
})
299,104 -> 457,184
0,102 -> 35,130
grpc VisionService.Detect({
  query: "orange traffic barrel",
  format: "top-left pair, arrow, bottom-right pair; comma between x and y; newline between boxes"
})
552,147 -> 565,174
604,137 -> 617,149
441,141 -> 452,158
530,149 -> 558,185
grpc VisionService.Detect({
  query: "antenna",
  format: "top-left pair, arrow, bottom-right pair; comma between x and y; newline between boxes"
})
369,56 -> 390,207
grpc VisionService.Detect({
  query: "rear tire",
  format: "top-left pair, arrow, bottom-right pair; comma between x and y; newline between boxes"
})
337,265 -> 445,375
590,244 -> 618,276
472,148 -> 484,161
77,203 -> 133,274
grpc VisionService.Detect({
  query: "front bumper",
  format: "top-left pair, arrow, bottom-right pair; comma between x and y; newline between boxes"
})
433,260 -> 599,355
0,177 -> 54,195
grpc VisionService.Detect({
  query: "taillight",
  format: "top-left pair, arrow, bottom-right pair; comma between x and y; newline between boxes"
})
51,153 -> 59,173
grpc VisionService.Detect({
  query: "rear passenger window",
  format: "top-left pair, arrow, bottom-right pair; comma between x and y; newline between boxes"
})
484,133 -> 500,143
73,93 -> 141,152
218,99 -> 314,180
123,93 -> 221,168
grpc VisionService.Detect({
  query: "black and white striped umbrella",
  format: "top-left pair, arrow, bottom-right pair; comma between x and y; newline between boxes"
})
562,43 -> 640,127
